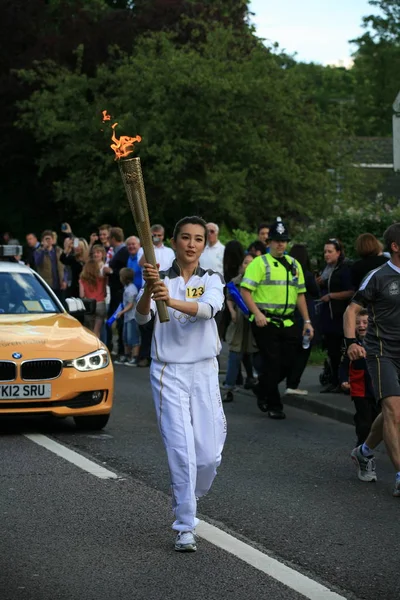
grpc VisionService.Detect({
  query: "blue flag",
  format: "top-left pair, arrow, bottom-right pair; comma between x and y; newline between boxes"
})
227,281 -> 249,316
106,302 -> 124,326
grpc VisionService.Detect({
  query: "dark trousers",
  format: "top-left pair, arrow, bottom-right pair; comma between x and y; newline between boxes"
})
286,343 -> 311,389
251,322 -> 298,411
138,319 -> 154,361
324,333 -> 343,386
234,353 -> 254,385
107,295 -> 124,356
353,396 -> 380,445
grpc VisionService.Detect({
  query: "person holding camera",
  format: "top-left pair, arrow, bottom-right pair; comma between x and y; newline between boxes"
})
60,236 -> 89,298
137,224 -> 175,272
34,230 -> 67,300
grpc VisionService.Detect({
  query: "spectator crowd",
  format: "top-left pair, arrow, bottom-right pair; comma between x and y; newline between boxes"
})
0,222 -> 390,409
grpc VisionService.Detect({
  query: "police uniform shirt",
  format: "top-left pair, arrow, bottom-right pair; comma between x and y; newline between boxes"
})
353,261 -> 400,358
137,260 -> 224,363
241,253 -> 306,318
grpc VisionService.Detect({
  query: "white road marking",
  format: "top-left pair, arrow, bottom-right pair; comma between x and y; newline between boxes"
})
24,433 -> 119,480
196,520 -> 347,600
25,433 -> 348,599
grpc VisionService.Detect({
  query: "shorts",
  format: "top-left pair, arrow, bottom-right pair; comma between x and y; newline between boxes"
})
367,356 -> 400,402
123,319 -> 140,347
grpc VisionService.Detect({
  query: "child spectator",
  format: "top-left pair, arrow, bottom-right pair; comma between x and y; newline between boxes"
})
79,258 -> 107,338
339,308 -> 379,445
222,254 -> 258,402
115,267 -> 140,366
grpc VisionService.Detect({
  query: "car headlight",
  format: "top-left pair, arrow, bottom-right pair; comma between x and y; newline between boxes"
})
64,349 -> 110,372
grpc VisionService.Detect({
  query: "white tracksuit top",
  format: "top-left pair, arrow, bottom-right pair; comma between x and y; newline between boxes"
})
137,260 -> 225,364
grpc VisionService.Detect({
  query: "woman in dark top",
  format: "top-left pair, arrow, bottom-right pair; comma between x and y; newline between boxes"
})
222,240 -> 255,385
60,237 -> 89,298
318,238 -> 354,392
220,240 -> 245,340
286,244 -> 320,395
223,240 -> 245,284
351,233 -> 388,289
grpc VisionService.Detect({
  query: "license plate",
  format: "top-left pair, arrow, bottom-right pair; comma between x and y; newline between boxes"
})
0,384 -> 51,399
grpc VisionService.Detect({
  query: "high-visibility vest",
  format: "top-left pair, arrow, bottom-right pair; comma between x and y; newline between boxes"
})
241,253 -> 306,327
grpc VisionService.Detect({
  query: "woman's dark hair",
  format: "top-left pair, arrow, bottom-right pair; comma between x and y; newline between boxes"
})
172,216 -> 207,242
223,240 -> 244,282
289,243 -> 311,272
324,238 -> 345,262
355,233 -> 382,258
383,223 -> 400,254
257,222 -> 269,233
247,240 -> 266,256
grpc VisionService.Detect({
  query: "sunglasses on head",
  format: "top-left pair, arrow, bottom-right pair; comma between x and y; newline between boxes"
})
327,238 -> 341,250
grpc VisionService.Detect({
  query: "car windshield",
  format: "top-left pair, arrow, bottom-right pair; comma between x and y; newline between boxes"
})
0,272 -> 62,315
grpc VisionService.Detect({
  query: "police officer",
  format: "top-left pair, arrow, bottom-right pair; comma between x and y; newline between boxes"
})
241,217 -> 314,419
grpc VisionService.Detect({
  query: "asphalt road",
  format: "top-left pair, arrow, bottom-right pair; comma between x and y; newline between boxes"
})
1,363 -> 399,600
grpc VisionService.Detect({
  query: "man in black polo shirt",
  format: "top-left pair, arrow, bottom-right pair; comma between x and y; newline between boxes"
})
344,223 -> 400,496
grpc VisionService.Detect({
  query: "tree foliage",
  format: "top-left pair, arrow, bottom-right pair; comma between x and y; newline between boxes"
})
350,0 -> 400,136
2,0 -> 398,239
16,28 -> 341,235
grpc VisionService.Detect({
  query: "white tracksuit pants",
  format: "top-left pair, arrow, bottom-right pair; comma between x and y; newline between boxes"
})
150,357 -> 227,532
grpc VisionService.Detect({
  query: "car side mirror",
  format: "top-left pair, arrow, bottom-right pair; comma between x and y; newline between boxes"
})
65,297 -> 86,315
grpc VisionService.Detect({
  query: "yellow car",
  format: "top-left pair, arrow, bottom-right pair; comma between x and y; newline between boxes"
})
0,255 -> 113,429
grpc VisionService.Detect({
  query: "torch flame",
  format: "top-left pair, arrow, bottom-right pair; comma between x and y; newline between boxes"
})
102,110 -> 111,122
110,122 -> 142,160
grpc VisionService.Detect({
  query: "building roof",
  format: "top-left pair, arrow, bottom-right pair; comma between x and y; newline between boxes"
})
351,137 -> 393,167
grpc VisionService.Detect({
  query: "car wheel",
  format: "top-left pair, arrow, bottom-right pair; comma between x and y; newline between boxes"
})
73,414 -> 110,431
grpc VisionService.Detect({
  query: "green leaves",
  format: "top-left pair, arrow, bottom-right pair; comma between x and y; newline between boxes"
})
15,28 -> 341,233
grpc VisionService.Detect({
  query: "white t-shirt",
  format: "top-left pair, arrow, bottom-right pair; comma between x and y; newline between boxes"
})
200,240 -> 225,276
137,244 -> 175,272
136,261 -> 224,363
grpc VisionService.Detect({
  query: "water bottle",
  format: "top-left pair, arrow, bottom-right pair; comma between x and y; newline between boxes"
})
302,328 -> 311,350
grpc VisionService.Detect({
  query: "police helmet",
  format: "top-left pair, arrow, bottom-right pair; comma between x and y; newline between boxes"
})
268,217 -> 290,241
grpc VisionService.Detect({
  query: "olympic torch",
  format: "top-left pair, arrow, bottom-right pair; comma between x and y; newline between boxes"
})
103,111 -> 169,323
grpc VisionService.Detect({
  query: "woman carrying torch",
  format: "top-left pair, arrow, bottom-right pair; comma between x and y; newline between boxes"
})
135,216 -> 226,553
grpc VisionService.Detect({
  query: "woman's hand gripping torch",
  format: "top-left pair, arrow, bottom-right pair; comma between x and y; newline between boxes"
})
103,112 -> 169,323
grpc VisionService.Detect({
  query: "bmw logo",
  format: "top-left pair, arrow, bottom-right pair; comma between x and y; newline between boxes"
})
12,352 -> 22,359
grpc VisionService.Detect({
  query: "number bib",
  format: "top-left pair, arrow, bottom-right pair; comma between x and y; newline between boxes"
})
186,286 -> 205,299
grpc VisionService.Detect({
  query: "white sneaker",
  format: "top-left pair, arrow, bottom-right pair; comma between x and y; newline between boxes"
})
114,355 -> 128,365
126,358 -> 138,367
351,446 -> 377,482
285,388 -> 308,396
393,479 -> 400,497
174,530 -> 197,552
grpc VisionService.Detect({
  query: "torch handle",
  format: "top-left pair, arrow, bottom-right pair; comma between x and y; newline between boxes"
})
141,242 -> 170,324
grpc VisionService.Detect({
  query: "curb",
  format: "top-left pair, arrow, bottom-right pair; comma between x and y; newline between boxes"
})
232,385 -> 354,426
281,393 -> 354,426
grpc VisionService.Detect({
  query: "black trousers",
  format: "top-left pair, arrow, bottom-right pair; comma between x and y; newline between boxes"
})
107,295 -> 124,356
353,396 -> 380,445
324,333 -> 343,386
286,343 -> 311,389
138,319 -> 154,361
251,322 -> 298,411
